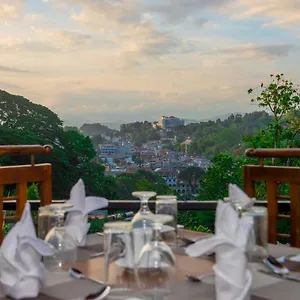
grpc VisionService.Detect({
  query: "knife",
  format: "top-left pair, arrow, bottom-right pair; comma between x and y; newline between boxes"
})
258,269 -> 300,282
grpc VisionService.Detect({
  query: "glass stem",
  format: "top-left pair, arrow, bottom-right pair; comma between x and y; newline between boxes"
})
55,212 -> 65,227
141,199 -> 149,212
153,224 -> 162,241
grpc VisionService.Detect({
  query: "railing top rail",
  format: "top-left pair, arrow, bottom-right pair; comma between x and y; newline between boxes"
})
245,148 -> 300,158
0,145 -> 53,156
3,199 -> 291,212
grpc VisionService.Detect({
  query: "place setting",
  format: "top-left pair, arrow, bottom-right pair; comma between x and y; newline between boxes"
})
1,180 -> 300,300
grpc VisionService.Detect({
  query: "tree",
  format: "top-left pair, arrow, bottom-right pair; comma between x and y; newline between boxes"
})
0,90 -> 115,199
179,166 -> 206,187
197,154 -> 245,201
248,74 -> 300,148
115,170 -> 174,200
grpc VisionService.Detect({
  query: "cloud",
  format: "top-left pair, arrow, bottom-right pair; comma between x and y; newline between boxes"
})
203,43 -> 296,60
228,0 -> 300,28
0,0 -> 25,20
0,28 -> 108,53
149,0 -> 231,24
0,64 -> 31,73
24,13 -> 48,23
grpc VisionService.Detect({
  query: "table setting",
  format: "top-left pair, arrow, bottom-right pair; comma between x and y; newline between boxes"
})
1,180 -> 300,300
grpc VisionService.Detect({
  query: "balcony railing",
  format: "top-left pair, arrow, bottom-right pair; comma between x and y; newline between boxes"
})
3,199 -> 291,213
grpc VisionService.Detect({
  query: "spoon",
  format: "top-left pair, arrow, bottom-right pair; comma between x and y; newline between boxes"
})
186,273 -> 214,282
69,267 -> 106,285
263,256 -> 289,275
84,286 -> 111,300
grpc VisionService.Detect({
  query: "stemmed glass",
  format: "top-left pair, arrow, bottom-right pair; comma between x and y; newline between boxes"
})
43,204 -> 77,272
131,191 -> 156,229
135,214 -> 177,300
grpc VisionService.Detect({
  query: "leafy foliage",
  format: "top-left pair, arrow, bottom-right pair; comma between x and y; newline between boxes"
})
120,122 -> 160,146
0,90 -> 113,200
80,123 -> 117,137
173,112 -> 271,158
115,170 -> 174,199
248,74 -> 300,148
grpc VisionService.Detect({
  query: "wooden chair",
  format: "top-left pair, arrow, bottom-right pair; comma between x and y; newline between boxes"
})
0,145 -> 53,243
244,148 -> 300,247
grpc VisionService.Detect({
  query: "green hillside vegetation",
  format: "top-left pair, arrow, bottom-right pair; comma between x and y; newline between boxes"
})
0,90 -> 172,200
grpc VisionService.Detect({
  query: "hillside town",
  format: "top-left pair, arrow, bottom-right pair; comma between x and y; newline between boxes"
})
97,116 -> 211,199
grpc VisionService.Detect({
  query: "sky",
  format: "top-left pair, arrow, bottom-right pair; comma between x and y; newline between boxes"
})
0,0 -> 300,126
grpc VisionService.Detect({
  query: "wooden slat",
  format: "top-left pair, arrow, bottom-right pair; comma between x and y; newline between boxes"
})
245,148 -> 300,158
290,183 -> 300,247
277,195 -> 290,200
277,233 -> 290,238
243,166 -> 256,198
3,196 -> 18,201
16,182 -> 27,219
0,164 -> 51,185
0,145 -> 52,156
40,164 -> 52,207
4,215 -> 17,221
244,165 -> 300,183
0,184 -> 3,244
267,182 -> 278,244
277,214 -> 290,219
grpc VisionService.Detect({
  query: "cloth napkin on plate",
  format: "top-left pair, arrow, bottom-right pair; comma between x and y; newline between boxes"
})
186,200 -> 254,300
0,203 -> 53,300
228,183 -> 255,210
65,179 -> 108,247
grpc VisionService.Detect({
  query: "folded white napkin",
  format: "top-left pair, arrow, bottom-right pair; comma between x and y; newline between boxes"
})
65,179 -> 108,246
229,184 -> 255,210
186,200 -> 253,300
0,203 -> 53,299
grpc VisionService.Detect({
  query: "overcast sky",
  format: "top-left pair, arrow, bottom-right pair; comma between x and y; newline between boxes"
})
1,0 -> 300,125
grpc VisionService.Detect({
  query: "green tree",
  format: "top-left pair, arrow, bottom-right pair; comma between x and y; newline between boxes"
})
178,166 -> 206,189
115,170 -> 174,200
248,74 -> 300,148
197,154 -> 245,201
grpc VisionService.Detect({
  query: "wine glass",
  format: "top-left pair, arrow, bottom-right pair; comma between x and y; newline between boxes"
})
43,204 -> 77,272
135,214 -> 177,300
131,191 -> 157,229
156,195 -> 178,247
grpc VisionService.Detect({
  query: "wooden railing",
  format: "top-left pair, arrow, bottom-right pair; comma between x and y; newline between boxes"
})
244,148 -> 300,247
0,145 -> 53,242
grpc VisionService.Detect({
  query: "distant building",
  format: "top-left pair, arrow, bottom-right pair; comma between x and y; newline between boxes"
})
99,144 -> 117,155
157,116 -> 184,129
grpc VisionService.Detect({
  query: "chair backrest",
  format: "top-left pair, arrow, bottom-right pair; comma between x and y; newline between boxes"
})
244,148 -> 300,247
0,145 -> 53,243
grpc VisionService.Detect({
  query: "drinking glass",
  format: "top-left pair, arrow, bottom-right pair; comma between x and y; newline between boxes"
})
38,205 -> 56,240
135,214 -> 177,299
243,206 -> 268,262
156,195 -> 178,247
131,191 -> 156,229
104,221 -> 138,299
43,204 -> 77,272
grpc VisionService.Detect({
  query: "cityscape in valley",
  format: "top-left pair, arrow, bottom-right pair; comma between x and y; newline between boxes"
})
91,116 -> 209,198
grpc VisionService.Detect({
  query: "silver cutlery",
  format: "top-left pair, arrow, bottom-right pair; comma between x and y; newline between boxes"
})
84,286 -> 111,300
263,255 -> 289,275
186,273 -> 214,282
258,269 -> 300,282
69,267 -> 106,285
90,251 -> 105,258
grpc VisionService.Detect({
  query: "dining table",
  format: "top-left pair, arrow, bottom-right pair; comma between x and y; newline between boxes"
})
2,229 -> 300,300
